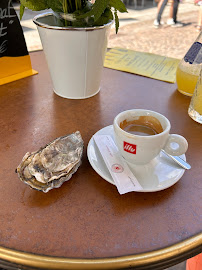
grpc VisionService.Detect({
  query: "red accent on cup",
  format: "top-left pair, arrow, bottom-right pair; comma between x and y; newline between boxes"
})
123,141 -> 137,154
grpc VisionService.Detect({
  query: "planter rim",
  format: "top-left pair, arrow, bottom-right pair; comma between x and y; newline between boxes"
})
33,12 -> 113,31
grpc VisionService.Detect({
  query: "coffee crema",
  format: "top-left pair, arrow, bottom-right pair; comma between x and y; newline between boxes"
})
120,116 -> 163,136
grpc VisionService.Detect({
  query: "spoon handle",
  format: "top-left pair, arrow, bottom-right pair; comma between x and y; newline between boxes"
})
161,150 -> 191,170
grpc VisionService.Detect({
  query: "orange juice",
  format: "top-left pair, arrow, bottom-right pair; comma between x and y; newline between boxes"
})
176,35 -> 202,96
176,65 -> 199,96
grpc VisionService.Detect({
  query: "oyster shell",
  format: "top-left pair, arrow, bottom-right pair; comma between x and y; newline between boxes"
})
16,131 -> 83,193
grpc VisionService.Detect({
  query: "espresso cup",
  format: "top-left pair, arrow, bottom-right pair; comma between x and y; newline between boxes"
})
113,109 -> 188,165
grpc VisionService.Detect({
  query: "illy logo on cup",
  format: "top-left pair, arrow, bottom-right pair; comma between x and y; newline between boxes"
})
123,141 -> 137,154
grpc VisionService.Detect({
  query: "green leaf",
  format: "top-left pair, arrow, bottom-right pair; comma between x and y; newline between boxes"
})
109,0 -> 127,13
94,7 -> 113,26
78,0 -> 109,22
20,0 -> 48,11
19,4 -> 25,20
46,0 -> 63,12
19,0 -> 124,33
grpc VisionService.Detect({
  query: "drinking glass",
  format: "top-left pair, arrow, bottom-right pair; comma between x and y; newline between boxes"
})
188,67 -> 202,124
176,31 -> 202,96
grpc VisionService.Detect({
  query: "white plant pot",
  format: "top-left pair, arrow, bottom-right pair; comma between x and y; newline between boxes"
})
33,12 -> 112,99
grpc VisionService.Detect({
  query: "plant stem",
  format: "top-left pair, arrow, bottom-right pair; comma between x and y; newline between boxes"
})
75,0 -> 82,10
63,0 -> 68,13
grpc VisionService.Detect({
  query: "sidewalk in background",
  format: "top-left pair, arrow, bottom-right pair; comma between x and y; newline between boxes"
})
108,1 -> 199,59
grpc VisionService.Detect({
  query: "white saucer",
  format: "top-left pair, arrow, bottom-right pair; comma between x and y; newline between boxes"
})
87,125 -> 186,192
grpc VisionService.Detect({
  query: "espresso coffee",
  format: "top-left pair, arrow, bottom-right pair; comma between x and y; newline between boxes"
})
120,116 -> 163,136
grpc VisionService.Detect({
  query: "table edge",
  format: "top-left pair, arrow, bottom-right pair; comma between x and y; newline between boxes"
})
0,233 -> 201,270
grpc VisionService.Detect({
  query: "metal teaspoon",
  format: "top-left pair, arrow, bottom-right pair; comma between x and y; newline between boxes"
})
161,149 -> 191,170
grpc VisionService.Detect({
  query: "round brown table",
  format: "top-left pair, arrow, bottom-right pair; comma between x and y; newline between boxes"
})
0,51 -> 201,270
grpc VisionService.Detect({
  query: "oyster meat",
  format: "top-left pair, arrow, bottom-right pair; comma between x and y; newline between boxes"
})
16,131 -> 83,192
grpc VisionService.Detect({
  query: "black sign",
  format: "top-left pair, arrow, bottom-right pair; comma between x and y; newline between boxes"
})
184,42 -> 202,65
0,0 -> 28,58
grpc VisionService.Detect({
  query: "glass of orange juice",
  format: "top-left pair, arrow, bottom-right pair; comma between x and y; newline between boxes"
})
176,32 -> 202,96
188,67 -> 202,124
176,62 -> 200,96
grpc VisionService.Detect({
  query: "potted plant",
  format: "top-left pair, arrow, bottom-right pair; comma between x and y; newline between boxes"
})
19,0 -> 127,99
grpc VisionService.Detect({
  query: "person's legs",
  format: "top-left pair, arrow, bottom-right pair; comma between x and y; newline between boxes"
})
169,0 -> 174,19
157,0 -> 168,23
157,0 -> 165,14
167,0 -> 183,26
173,0 -> 180,23
167,0 -> 175,25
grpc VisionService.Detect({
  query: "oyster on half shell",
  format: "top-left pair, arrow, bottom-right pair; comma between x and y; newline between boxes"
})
16,131 -> 83,193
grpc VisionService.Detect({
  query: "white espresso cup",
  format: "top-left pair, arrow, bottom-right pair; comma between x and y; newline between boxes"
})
113,109 -> 188,165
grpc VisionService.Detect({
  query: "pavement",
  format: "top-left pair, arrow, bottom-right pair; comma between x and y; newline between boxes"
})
108,0 -> 200,59
9,2 -> 198,270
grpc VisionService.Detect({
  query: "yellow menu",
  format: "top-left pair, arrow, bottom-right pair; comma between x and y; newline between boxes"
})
104,48 -> 180,83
